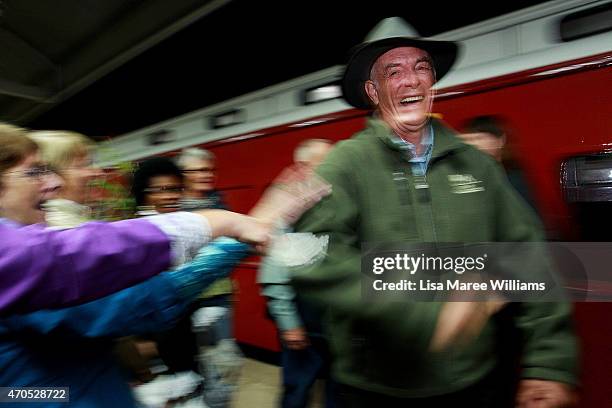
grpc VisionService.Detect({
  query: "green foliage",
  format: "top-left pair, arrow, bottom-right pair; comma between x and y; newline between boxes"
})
89,147 -> 137,221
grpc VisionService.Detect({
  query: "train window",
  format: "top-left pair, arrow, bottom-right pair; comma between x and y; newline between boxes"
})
209,109 -> 245,129
560,3 -> 612,41
562,154 -> 612,241
302,83 -> 341,105
146,129 -> 175,146
562,154 -> 612,202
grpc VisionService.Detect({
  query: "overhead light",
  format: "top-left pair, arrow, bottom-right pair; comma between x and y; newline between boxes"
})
560,3 -> 612,42
147,129 -> 175,146
210,109 -> 245,129
303,83 -> 342,105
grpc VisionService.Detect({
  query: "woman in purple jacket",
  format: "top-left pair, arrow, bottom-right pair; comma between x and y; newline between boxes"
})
0,123 -> 270,315
0,123 -> 272,407
0,122 -> 331,407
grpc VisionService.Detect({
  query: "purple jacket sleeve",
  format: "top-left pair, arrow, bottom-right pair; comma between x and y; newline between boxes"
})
0,219 -> 172,315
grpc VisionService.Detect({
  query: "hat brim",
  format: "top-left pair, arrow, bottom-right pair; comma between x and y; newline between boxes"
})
342,37 -> 458,110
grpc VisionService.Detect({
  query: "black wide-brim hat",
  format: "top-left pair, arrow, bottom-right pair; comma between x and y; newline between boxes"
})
342,18 -> 459,110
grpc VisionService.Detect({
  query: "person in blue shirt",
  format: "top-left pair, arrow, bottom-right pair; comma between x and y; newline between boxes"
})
0,238 -> 249,408
259,139 -> 334,408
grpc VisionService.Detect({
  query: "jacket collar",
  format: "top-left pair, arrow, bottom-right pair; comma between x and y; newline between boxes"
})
369,117 -> 466,161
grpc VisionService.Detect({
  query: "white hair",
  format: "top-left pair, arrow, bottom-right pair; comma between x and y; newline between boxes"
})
175,147 -> 215,169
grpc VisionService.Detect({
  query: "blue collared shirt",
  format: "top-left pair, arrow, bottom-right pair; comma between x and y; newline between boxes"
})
391,125 -> 434,176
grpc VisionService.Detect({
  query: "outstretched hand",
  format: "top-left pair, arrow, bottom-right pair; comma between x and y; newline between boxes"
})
234,216 -> 273,253
249,169 -> 331,226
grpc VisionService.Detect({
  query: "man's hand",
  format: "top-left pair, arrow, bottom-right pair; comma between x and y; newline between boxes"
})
249,172 -> 331,226
281,327 -> 310,350
194,210 -> 273,252
516,379 -> 577,408
429,300 -> 506,352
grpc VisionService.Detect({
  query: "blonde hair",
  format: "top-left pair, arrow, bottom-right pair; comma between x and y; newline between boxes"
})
28,131 -> 94,172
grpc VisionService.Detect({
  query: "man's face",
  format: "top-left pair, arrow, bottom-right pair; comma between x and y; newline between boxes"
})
365,47 -> 435,133
144,174 -> 184,213
0,153 -> 63,225
459,132 -> 505,162
182,158 -> 216,194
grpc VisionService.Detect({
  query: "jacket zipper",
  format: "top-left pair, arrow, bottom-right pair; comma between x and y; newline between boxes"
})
392,167 -> 438,242
414,172 -> 438,242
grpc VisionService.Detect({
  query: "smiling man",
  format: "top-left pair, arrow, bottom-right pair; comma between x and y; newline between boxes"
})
292,17 -> 577,408
365,46 -> 435,153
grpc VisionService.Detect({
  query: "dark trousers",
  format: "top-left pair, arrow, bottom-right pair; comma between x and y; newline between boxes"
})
155,295 -> 232,373
281,335 -> 336,408
335,367 -> 515,408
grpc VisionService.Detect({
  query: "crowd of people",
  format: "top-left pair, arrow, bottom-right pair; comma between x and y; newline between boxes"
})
0,15 -> 578,408
0,121 -> 329,407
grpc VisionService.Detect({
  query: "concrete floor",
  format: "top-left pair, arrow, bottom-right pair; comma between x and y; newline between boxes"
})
232,359 -> 323,408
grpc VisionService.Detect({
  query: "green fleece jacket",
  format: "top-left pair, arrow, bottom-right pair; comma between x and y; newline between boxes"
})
292,118 -> 577,397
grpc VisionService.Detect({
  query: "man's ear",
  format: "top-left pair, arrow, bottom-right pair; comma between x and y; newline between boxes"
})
500,133 -> 507,147
365,80 -> 379,106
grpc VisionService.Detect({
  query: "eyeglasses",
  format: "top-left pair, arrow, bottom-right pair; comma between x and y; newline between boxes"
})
143,186 -> 184,194
182,167 -> 216,174
7,165 -> 55,179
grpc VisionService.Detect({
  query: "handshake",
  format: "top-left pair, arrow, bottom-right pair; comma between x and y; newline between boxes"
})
196,171 -> 331,254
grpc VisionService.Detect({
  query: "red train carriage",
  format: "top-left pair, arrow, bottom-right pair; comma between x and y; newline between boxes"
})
100,1 -> 612,405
